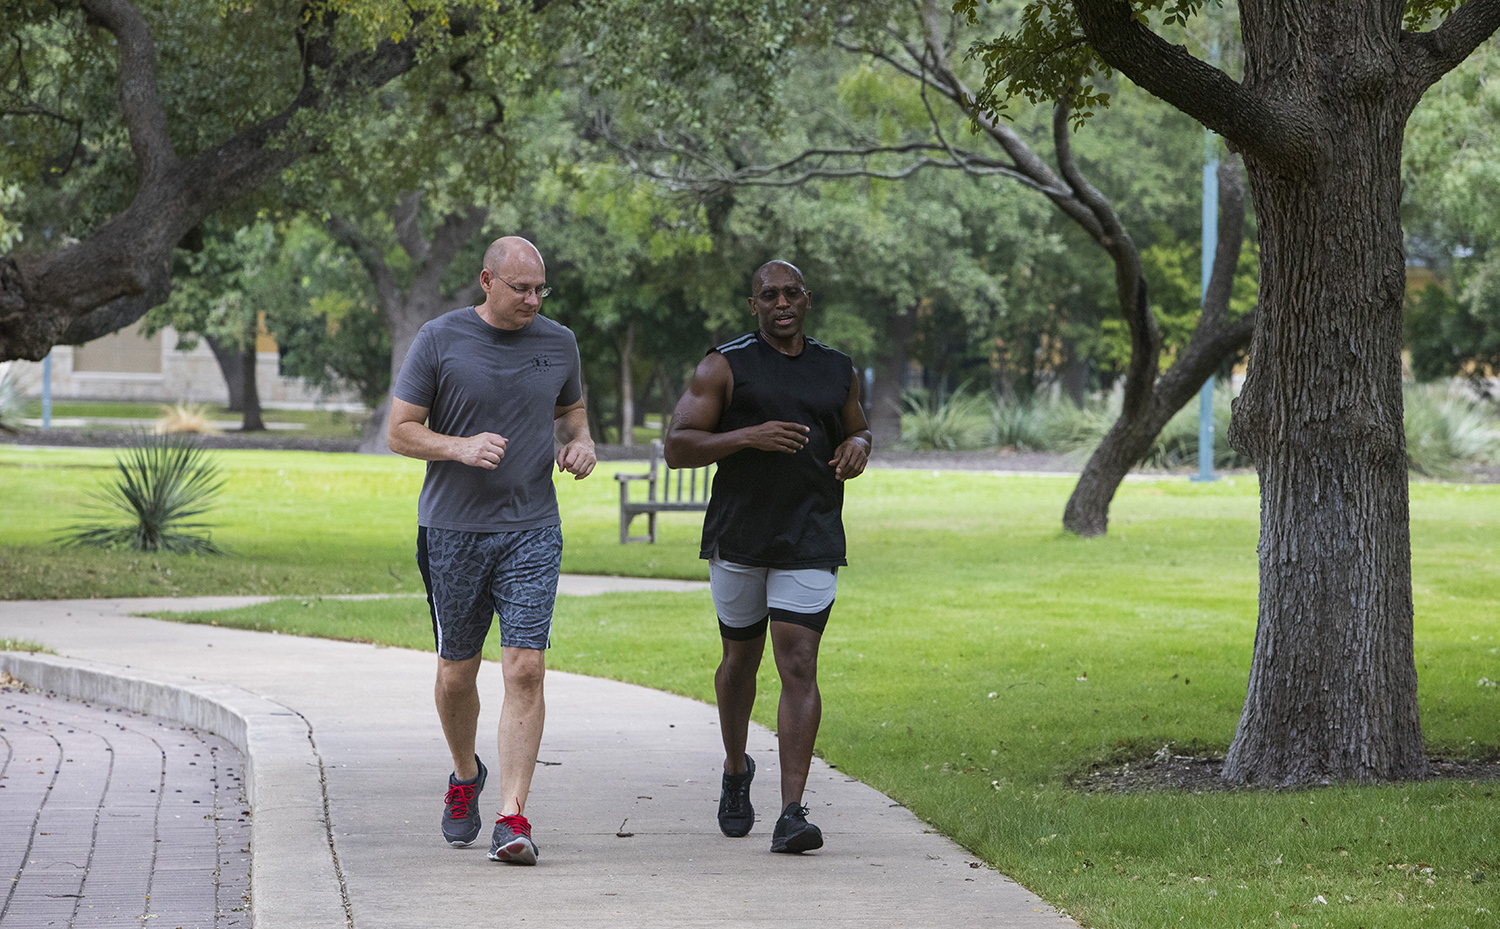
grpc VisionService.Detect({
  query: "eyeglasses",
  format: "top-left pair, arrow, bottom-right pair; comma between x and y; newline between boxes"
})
753,286 -> 810,303
493,274 -> 552,299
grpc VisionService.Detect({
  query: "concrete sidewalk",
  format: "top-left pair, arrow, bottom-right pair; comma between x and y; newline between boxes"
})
1,583 -> 1077,928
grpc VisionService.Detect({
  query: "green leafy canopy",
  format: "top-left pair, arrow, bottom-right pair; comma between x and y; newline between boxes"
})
953,0 -> 1468,127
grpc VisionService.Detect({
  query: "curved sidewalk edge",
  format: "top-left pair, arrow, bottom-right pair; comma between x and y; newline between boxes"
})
0,650 -> 349,929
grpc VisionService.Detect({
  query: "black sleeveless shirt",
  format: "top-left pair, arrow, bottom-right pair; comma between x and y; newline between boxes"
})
699,331 -> 854,568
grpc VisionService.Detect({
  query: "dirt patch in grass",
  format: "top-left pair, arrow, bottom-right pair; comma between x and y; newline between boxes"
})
1075,754 -> 1500,794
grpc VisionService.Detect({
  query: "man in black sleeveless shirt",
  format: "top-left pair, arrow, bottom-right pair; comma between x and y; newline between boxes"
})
665,260 -> 872,853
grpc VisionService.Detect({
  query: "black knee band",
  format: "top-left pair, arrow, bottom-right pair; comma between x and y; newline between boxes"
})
769,601 -> 833,636
719,616 -> 768,641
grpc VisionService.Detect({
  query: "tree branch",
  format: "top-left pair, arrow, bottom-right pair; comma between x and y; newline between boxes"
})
1050,91 -> 1127,252
1199,154 -> 1246,332
326,214 -> 401,314
79,0 -> 180,186
1052,87 -> 1157,420
418,204 -> 488,299
393,191 -> 430,264
843,16 -> 1111,240
1401,0 -> 1500,92
1069,0 -> 1306,167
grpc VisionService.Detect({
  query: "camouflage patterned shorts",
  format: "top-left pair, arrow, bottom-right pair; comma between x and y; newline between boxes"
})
416,525 -> 563,659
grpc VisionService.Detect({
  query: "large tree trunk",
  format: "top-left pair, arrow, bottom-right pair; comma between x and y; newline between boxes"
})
238,341 -> 265,432
204,334 -> 245,412
360,288 -> 453,454
331,197 -> 488,455
619,318 -> 636,447
1065,0 -> 1500,787
1223,82 -> 1423,786
869,304 -> 915,448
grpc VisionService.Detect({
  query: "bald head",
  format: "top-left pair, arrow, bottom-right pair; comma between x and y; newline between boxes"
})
477,235 -> 547,330
751,259 -> 804,293
484,236 -> 544,275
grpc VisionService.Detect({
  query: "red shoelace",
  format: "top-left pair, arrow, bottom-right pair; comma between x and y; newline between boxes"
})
444,783 -> 477,820
497,813 -> 531,837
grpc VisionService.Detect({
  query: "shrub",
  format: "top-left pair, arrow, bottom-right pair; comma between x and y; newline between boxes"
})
58,433 -> 227,554
156,402 -> 221,435
988,395 -> 1057,451
0,363 -> 24,434
898,386 -> 989,450
1404,382 -> 1500,477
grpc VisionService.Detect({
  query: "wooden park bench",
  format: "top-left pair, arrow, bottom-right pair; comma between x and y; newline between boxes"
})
614,439 -> 715,544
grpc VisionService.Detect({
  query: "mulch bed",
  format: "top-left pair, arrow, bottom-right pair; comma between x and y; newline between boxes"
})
0,429 -> 364,453
1074,754 -> 1500,794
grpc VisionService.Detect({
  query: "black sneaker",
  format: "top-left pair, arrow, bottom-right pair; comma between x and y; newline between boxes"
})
718,754 -> 755,837
441,757 -> 487,847
488,813 -> 539,865
770,801 -> 823,853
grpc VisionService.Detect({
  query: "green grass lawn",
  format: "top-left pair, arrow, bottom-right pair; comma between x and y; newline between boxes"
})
2,445 -> 1498,928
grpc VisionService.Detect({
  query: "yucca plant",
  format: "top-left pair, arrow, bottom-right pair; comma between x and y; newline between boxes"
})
59,433 -> 227,554
898,385 -> 989,450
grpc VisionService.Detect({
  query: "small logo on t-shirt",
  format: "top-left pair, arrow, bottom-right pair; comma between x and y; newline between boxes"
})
531,354 -> 553,369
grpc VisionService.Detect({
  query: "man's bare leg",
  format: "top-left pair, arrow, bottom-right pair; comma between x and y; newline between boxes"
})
715,632 -> 765,775
435,654 -> 483,781
496,646 -> 546,815
769,621 -> 822,806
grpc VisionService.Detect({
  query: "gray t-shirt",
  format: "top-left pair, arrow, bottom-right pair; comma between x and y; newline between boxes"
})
393,307 -> 584,532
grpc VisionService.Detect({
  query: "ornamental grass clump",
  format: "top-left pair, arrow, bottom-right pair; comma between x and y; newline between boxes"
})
155,401 -> 221,435
59,433 -> 226,555
1404,382 -> 1500,477
0,364 -> 24,434
898,385 -> 989,450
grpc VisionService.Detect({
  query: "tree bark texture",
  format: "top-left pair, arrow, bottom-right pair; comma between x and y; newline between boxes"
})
1070,0 -> 1500,781
619,318 -> 636,446
1223,16 -> 1422,784
868,304 -> 915,449
238,341 -> 266,433
205,335 -> 246,412
328,197 -> 488,454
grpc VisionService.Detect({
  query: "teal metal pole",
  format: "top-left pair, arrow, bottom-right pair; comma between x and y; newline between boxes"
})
1193,133 -> 1219,483
42,351 -> 52,429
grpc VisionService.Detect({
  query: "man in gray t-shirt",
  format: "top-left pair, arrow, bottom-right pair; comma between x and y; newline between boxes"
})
389,236 -> 595,865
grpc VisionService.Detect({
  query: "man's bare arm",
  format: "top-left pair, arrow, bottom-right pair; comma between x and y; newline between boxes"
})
829,368 -> 872,482
553,399 -> 596,479
663,352 -> 811,468
387,397 -> 508,469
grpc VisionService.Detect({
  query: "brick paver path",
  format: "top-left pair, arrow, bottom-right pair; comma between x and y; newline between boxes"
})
1,679 -> 251,927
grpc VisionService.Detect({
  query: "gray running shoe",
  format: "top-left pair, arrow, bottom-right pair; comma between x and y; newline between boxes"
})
770,801 -> 823,853
488,814 -> 539,865
441,757 -> 486,847
718,754 -> 756,837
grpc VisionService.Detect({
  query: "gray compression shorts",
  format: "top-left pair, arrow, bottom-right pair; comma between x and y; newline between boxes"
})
709,558 -> 838,630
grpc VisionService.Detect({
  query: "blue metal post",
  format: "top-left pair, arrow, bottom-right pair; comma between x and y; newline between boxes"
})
1193,132 -> 1219,483
41,351 -> 53,429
